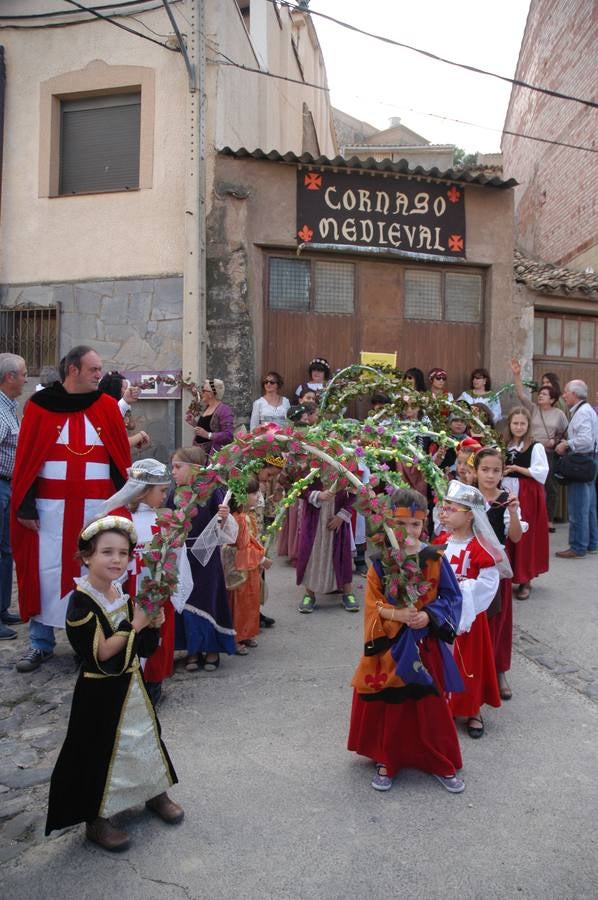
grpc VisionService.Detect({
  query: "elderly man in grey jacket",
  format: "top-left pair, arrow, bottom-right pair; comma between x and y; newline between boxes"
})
555,379 -> 598,559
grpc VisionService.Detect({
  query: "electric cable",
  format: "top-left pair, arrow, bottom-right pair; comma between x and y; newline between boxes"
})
60,0 -> 177,49
272,0 -> 598,110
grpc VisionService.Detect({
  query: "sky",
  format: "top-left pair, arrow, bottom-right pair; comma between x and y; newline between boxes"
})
309,0 -> 532,154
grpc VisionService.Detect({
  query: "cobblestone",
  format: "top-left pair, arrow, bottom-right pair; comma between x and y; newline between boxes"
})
513,625 -> 598,705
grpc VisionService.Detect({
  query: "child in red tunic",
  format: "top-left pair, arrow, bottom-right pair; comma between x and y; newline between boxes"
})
434,480 -> 503,740
348,488 -> 466,795
227,479 -> 272,655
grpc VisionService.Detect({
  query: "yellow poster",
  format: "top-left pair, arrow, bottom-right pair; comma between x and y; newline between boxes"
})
360,351 -> 397,369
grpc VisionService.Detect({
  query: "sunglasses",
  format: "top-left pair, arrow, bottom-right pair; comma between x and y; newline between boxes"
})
433,374 -> 447,381
264,379 -> 278,385
440,504 -> 469,513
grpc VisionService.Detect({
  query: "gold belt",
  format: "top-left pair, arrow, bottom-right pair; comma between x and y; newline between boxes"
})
83,663 -> 139,679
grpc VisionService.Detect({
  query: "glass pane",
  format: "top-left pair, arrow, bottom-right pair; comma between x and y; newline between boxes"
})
445,273 -> 482,323
545,318 -> 562,356
268,258 -> 310,311
404,270 -> 442,320
314,262 -> 354,314
563,320 -> 578,357
533,317 -> 545,355
579,321 -> 594,358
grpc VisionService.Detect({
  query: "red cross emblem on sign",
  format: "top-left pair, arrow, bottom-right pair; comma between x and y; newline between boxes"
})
447,185 -> 461,203
304,172 -> 322,190
448,234 -> 464,252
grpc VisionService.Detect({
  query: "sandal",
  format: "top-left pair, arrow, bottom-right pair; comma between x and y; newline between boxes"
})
498,672 -> 512,700
203,654 -> 220,672
243,639 -> 258,648
235,645 -> 249,656
516,584 -> 531,600
467,715 -> 484,739
371,763 -> 393,792
185,655 -> 200,672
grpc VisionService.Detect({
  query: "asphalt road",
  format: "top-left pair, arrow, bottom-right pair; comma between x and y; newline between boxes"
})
1,522 -> 597,899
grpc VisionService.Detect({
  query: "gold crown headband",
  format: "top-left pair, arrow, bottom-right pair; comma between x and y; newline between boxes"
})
264,453 -> 285,468
80,515 -> 137,544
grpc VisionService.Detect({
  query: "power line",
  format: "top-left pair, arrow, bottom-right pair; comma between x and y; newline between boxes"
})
61,0 -> 177,50
0,0 -> 158,19
209,46 -> 330,93
273,0 -> 598,111
344,94 -> 597,154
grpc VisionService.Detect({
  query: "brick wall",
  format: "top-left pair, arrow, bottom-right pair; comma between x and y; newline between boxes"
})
502,0 -> 597,267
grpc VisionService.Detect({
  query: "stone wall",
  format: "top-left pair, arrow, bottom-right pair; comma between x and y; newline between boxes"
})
0,275 -> 184,462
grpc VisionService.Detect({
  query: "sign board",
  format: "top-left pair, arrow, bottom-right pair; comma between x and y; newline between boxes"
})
123,369 -> 182,399
297,169 -> 466,260
360,351 -> 397,368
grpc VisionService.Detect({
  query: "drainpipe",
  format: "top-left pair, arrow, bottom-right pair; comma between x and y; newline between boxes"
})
163,0 -> 207,430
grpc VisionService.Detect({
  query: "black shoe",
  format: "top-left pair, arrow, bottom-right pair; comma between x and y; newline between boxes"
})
0,624 -> 17,640
354,561 -> 368,576
15,647 -> 54,672
260,612 -> 275,628
1,612 -> 22,625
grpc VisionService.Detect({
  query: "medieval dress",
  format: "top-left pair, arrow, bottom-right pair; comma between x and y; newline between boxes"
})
172,489 -> 237,657
503,441 -> 549,584
348,547 -> 464,779
434,532 -> 501,718
296,483 -> 354,595
46,580 -> 176,834
11,384 -> 130,627
228,510 -> 265,644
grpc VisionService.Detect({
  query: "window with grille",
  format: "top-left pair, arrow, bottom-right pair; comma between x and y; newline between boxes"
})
268,258 -> 354,314
60,92 -> 141,195
404,271 -> 442,320
405,269 -> 482,323
0,306 -> 58,375
534,313 -> 598,360
314,262 -> 354,313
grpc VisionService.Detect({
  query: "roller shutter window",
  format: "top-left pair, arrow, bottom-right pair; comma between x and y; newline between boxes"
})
59,92 -> 141,195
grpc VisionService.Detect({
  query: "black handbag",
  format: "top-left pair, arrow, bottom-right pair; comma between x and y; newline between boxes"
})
553,452 -> 595,484
553,401 -> 596,484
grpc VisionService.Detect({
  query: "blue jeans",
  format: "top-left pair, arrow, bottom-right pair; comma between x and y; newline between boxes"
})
568,458 -> 598,555
0,479 -> 13,618
29,618 -> 56,652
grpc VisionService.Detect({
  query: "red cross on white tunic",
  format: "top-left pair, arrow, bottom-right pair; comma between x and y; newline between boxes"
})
36,412 -> 113,596
449,547 -> 471,577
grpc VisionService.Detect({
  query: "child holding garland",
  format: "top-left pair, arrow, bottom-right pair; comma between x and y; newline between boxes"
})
348,488 -> 465,794
45,516 -> 182,852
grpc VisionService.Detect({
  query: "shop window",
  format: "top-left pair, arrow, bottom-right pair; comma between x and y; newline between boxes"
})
533,317 -> 545,355
314,262 -> 354,314
60,93 -> 141,195
579,321 -> 595,358
445,273 -> 482,323
268,258 -> 310,311
405,270 -> 481,323
545,318 -> 562,356
535,313 -> 598,360
404,271 -> 442,320
268,258 -> 354,315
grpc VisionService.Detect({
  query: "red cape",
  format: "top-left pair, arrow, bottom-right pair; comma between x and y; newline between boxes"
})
11,393 -> 131,621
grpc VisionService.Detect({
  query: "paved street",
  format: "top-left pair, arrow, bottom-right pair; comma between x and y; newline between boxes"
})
1,523 -> 598,900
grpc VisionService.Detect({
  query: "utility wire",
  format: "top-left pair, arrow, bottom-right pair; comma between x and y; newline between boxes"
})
0,0 -> 159,19
344,95 -> 597,154
209,45 -> 330,93
61,0 -> 177,49
273,0 -> 598,111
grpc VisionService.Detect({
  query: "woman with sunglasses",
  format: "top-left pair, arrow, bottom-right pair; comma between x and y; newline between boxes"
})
427,367 -> 454,401
250,371 -> 290,430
